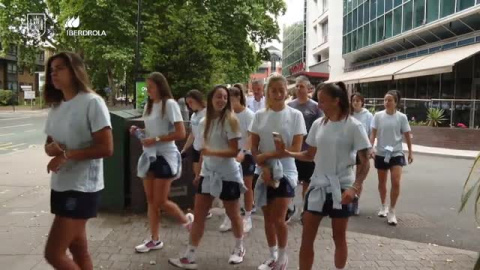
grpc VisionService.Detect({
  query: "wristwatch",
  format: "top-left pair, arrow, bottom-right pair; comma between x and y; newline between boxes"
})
155,136 -> 161,142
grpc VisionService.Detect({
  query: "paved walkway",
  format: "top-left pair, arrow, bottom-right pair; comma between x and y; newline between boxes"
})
0,148 -> 478,270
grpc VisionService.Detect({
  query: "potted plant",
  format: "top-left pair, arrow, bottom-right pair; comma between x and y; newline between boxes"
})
426,108 -> 447,127
459,153 -> 480,270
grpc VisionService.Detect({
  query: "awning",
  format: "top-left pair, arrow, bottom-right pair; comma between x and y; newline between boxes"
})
326,65 -> 383,84
358,56 -> 428,83
394,42 -> 480,80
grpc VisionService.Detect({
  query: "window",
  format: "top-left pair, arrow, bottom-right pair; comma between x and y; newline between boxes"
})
7,81 -> 18,91
343,16 -> 347,33
358,27 -> 364,48
428,75 -> 441,99
440,72 -> 454,98
457,0 -> 475,11
394,0 -> 402,7
364,0 -> 370,23
353,9 -> 358,29
321,21 -> 328,43
8,45 -> 17,56
363,23 -> 370,45
414,0 -> 426,27
377,0 -> 385,15
427,0 -> 439,23
370,20 -> 377,44
348,12 -> 352,32
7,63 -> 17,74
440,0 -> 455,18
385,0 -> 393,11
359,4 -> 364,26
393,8 -> 402,35
348,0 -> 353,13
371,0 -> 377,19
403,0 -> 413,31
352,30 -> 358,50
385,12 -> 393,38
377,16 -> 384,40
323,0 -> 328,12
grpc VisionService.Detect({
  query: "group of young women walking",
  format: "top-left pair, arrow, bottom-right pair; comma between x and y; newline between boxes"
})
41,52 -> 413,270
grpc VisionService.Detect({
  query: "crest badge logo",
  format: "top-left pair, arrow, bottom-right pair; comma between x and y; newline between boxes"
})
27,13 -> 46,38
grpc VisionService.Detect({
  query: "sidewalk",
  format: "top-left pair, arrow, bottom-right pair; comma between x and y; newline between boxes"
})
404,143 -> 479,160
0,148 -> 478,270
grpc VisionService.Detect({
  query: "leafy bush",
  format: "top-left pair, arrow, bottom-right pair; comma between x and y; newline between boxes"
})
426,108 -> 447,127
0,89 -> 13,105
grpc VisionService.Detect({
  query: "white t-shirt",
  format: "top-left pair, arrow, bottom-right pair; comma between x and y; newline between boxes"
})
352,108 -> 374,136
190,108 -> 206,151
199,117 -> 242,173
44,92 -> 111,192
306,117 -> 371,184
235,108 -> 255,150
143,99 -> 183,152
249,106 -> 307,182
371,110 -> 411,157
246,96 -> 265,113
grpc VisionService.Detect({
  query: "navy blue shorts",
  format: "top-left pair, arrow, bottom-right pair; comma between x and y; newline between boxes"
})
304,189 -> 354,219
50,190 -> 101,219
197,177 -> 241,201
295,160 -> 315,183
266,177 -> 295,202
148,156 -> 175,178
241,154 -> 256,176
374,155 -> 406,170
192,148 -> 201,163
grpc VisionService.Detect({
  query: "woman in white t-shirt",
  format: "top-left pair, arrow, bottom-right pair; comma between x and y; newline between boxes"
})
43,52 -> 113,269
130,72 -> 194,253
370,90 -> 413,226
285,82 -> 371,270
169,85 -> 246,269
181,89 -> 206,186
350,92 -> 374,215
216,84 -> 256,234
249,74 -> 307,270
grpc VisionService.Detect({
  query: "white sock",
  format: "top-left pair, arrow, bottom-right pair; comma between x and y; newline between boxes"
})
235,237 -> 244,249
245,211 -> 252,217
184,244 -> 196,261
278,247 -> 287,263
390,207 -> 395,214
269,246 -> 278,260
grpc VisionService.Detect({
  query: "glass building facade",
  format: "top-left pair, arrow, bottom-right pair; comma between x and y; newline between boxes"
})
282,22 -> 306,77
343,0 -> 480,54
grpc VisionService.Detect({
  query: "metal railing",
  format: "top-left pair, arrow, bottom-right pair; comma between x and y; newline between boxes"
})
364,98 -> 480,128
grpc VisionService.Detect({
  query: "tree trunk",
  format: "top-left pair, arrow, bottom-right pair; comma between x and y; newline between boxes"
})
107,67 -> 117,106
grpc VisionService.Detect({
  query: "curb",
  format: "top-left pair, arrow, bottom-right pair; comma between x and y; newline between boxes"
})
414,150 -> 477,160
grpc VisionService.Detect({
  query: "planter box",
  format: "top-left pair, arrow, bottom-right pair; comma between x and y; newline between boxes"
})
411,126 -> 480,151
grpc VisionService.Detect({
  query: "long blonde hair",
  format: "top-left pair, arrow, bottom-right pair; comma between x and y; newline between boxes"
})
204,85 -> 239,141
265,74 -> 288,110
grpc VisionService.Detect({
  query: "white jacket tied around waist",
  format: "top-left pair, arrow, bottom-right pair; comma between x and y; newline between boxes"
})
137,143 -> 182,179
306,169 -> 355,213
200,162 -> 246,198
254,159 -> 285,208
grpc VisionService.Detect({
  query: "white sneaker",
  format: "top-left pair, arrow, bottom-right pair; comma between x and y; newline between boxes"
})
378,205 -> 389,218
272,256 -> 288,270
168,257 -> 198,269
135,239 -> 164,253
219,215 -> 232,232
243,216 -> 253,233
258,258 -> 276,270
228,247 -> 246,264
387,212 -> 398,226
184,213 -> 195,231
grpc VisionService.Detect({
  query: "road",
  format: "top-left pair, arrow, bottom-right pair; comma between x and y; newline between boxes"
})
0,111 -> 48,155
1,112 -> 479,252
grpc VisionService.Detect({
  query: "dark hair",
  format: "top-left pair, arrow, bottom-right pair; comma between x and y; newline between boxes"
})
185,89 -> 205,111
229,85 -> 246,107
319,82 -> 350,124
350,92 -> 365,115
385,89 -> 401,107
312,82 -> 325,103
43,52 -> 94,106
204,85 -> 239,141
144,72 -> 174,116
